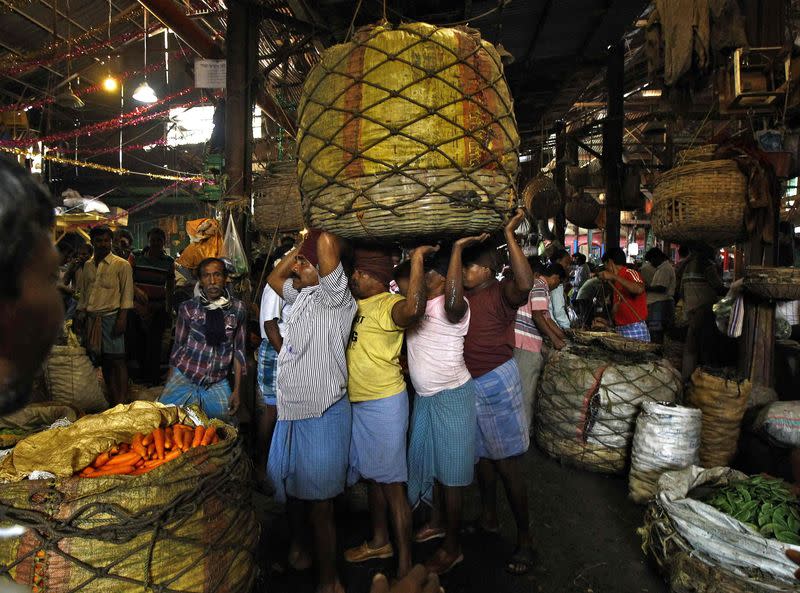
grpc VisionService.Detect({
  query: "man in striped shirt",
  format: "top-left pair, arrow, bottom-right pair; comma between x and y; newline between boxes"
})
266,230 -> 357,593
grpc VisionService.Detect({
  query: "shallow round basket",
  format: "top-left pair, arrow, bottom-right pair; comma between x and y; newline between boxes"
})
569,329 -> 616,346
743,266 -> 800,301
652,160 -> 746,247
600,334 -> 660,354
641,502 -> 797,593
522,174 -> 562,219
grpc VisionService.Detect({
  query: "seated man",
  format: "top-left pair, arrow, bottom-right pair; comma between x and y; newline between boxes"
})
159,257 -> 245,420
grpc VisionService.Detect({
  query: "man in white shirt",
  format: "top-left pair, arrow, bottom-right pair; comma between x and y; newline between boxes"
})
548,249 -> 572,329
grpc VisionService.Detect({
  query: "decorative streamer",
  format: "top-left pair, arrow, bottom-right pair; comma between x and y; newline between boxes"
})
98,179 -> 207,225
0,145 -> 208,182
77,138 -> 170,157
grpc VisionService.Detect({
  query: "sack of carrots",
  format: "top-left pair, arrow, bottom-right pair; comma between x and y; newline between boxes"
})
0,401 -> 258,593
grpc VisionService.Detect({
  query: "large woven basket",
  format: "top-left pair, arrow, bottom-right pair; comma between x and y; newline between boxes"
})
252,161 -> 304,233
641,503 -> 796,593
651,160 -> 747,247
297,22 -> 519,241
743,266 -> 800,301
522,174 -> 562,219
565,193 -> 602,229
676,144 -> 718,165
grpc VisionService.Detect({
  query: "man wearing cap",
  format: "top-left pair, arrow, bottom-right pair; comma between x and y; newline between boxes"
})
344,243 -> 436,578
266,230 -> 357,593
405,246 -> 477,575
459,208 -> 535,576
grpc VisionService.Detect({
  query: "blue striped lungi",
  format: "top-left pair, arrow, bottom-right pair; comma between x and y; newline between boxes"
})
257,339 -> 278,406
474,358 -> 529,460
348,390 -> 408,485
267,396 -> 351,502
407,381 -> 477,508
159,368 -> 231,420
616,321 -> 651,342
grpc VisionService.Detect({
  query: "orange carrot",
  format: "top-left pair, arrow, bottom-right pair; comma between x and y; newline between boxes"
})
92,451 -> 111,468
142,433 -> 152,446
211,434 -> 220,445
200,425 -> 217,446
104,452 -> 141,467
131,433 -> 147,458
79,466 -> 96,477
146,442 -> 155,458
134,458 -> 145,468
182,429 -> 193,451
109,445 -> 120,455
164,427 -> 173,450
153,427 -> 165,459
191,425 -> 205,448
119,443 -> 130,454
87,464 -> 135,477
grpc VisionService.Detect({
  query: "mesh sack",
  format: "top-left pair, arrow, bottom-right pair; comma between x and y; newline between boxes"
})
534,345 -> 682,474
297,21 -> 520,240
0,402 -> 258,593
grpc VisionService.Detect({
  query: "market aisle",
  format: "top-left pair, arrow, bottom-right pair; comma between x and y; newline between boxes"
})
255,446 -> 667,593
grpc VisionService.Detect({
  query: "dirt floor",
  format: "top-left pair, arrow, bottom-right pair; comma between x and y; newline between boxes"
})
254,446 -> 668,593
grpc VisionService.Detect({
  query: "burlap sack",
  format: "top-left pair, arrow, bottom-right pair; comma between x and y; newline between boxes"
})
43,346 -> 107,413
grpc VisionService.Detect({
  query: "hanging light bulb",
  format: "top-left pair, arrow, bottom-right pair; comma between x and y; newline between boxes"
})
133,10 -> 158,103
103,75 -> 119,92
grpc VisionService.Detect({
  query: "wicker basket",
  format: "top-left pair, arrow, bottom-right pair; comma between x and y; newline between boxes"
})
651,160 -> 747,247
743,266 -> 800,301
565,193 -> 602,229
676,144 -> 718,165
567,161 -> 603,188
252,161 -> 304,233
522,174 -> 562,219
569,330 -> 660,354
641,503 -> 797,593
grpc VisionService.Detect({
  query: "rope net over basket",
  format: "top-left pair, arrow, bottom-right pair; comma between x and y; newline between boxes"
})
534,345 -> 682,474
297,21 -> 520,240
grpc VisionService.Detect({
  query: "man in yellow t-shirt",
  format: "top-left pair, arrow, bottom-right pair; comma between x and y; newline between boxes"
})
344,244 -> 437,578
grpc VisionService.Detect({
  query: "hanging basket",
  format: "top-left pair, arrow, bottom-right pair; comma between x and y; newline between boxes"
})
567,160 -> 603,189
252,161 -> 305,233
565,193 -> 602,229
297,22 -> 520,241
621,165 -> 644,211
522,174 -> 562,219
675,144 -> 719,165
651,160 -> 747,247
743,266 -> 800,301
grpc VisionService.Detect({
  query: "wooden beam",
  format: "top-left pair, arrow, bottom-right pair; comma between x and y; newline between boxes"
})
602,40 -> 624,250
554,119 -> 567,245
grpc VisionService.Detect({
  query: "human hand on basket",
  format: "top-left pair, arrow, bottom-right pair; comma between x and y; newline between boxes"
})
453,233 -> 490,250
409,245 -> 440,260
369,565 -> 443,593
504,208 -> 526,235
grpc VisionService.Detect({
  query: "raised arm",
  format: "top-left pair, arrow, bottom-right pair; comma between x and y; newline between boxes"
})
503,208 -> 534,307
600,269 -> 645,295
317,231 -> 342,278
267,246 -> 298,297
449,235 -> 490,322
392,245 -> 438,328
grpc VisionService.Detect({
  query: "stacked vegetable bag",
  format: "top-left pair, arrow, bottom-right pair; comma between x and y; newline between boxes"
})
534,345 -> 682,474
297,22 -> 519,240
0,402 -> 258,592
641,466 -> 800,593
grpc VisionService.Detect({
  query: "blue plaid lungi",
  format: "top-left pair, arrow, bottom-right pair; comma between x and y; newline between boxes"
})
348,390 -> 408,485
407,381 -> 477,508
616,321 -> 651,342
257,339 -> 278,406
159,368 -> 231,420
267,395 -> 351,503
474,358 -> 529,460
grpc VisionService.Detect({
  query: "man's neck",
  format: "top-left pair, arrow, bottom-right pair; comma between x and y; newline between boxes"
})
93,252 -> 108,265
468,277 -> 496,293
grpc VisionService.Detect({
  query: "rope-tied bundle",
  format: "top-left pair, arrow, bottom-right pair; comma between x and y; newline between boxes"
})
534,345 -> 682,474
0,425 -> 258,593
297,21 -> 519,240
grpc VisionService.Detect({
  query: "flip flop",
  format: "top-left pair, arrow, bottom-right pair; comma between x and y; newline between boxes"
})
426,551 -> 464,575
414,525 -> 446,543
344,541 -> 394,563
505,547 -> 534,576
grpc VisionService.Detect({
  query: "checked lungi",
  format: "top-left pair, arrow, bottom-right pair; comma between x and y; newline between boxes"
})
616,321 -> 651,342
348,390 -> 408,485
407,381 -> 477,508
257,339 -> 278,406
474,358 -> 529,460
267,396 -> 351,503
159,368 -> 231,420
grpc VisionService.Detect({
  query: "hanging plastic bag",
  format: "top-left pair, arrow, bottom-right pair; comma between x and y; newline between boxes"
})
222,214 -> 249,276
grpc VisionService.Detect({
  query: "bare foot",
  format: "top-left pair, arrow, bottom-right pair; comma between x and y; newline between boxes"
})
316,581 -> 345,593
288,543 -> 312,571
425,546 -> 463,575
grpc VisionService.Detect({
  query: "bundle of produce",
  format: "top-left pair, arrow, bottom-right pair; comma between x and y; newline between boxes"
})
297,21 -> 519,240
641,466 -> 800,592
534,345 -> 681,474
629,402 -> 702,504
686,367 -> 750,467
0,403 -> 78,448
0,401 -> 258,593
43,345 -> 107,413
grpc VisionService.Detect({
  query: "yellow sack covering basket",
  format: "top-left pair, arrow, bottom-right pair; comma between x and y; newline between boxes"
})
297,21 -> 520,240
0,401 -> 258,593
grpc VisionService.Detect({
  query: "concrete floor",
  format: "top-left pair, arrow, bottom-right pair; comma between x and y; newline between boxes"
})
254,446 -> 668,593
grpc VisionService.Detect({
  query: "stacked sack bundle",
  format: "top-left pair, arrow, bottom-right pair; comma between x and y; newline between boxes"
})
535,344 -> 682,474
297,21 -> 519,240
0,401 -> 258,593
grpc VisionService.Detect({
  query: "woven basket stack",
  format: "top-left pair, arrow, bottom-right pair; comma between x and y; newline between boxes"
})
296,22 -> 519,241
252,161 -> 304,233
743,266 -> 800,301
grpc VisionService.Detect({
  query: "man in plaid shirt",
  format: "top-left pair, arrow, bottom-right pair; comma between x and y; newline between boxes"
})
159,257 -> 246,419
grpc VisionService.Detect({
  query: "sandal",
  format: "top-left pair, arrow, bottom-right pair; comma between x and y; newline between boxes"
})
505,547 -> 534,575
414,525 -> 446,543
344,541 -> 394,563
425,549 -> 464,575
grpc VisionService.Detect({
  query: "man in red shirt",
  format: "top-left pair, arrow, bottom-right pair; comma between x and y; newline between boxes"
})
598,247 -> 650,342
